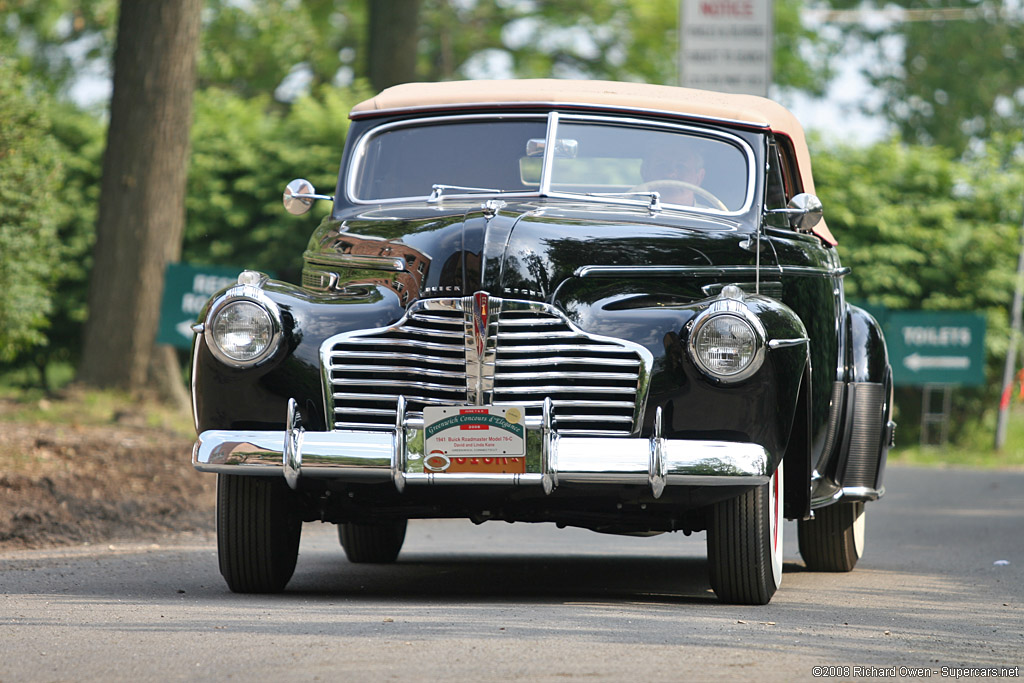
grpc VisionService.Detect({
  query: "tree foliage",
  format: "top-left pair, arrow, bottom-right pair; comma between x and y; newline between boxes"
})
418,0 -> 832,92
184,86 -> 370,279
7,0 -> 835,104
821,0 -> 1024,155
0,0 -> 118,99
0,54 -> 65,362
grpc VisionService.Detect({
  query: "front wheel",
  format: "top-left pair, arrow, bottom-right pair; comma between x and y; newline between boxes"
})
338,519 -> 408,563
798,501 -> 865,572
707,463 -> 784,604
217,474 -> 302,593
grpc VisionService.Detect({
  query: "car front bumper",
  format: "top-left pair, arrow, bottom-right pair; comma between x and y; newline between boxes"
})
193,400 -> 771,499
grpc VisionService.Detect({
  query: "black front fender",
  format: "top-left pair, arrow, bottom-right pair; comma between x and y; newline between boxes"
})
556,279 -> 811,496
192,280 -> 405,433
816,304 -> 893,504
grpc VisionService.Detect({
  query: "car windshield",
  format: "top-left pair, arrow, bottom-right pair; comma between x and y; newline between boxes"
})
350,115 -> 752,213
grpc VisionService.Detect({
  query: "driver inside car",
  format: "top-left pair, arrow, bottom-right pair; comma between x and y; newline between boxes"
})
635,148 -> 706,206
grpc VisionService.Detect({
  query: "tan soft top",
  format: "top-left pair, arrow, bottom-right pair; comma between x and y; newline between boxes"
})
352,80 -> 834,245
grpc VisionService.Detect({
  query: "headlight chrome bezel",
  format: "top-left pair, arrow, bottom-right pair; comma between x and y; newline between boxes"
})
688,298 -> 766,384
204,285 -> 283,368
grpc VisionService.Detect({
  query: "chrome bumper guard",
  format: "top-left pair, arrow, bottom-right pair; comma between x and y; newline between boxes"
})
193,399 -> 770,499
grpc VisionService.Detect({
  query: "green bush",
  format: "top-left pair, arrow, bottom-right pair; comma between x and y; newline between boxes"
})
3,85 -> 368,390
0,57 -> 66,364
184,85 -> 370,280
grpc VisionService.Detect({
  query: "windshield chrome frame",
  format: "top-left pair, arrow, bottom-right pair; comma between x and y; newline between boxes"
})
346,111 -> 757,217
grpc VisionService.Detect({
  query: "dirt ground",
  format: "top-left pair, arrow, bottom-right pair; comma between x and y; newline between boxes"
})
0,399 -> 215,550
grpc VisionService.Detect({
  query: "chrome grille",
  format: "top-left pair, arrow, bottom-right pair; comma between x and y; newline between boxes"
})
321,295 -> 651,436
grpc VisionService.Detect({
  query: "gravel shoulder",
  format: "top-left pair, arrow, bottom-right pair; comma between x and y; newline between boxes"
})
0,396 -> 215,550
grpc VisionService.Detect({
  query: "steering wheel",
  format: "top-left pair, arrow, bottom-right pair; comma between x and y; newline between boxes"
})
630,180 -> 728,211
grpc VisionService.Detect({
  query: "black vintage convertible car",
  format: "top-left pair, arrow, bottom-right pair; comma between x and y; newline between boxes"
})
191,79 -> 895,604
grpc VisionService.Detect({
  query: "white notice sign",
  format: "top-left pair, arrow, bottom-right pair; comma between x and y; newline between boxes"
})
679,0 -> 773,96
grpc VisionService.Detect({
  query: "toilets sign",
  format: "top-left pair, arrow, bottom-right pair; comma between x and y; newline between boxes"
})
157,263 -> 243,349
885,311 -> 986,386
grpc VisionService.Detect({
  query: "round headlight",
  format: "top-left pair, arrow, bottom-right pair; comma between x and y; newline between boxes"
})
209,300 -> 276,364
691,313 -> 763,381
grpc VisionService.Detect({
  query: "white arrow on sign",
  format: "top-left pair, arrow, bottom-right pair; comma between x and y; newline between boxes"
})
904,353 -> 970,372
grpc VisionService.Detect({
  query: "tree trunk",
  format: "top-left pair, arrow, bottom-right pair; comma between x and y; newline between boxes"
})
78,0 -> 202,397
368,0 -> 422,92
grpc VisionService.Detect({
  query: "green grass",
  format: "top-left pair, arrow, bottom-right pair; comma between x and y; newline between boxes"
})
0,384 -> 194,437
888,402 -> 1024,469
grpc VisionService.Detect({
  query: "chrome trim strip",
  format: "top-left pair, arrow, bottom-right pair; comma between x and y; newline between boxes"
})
348,99 -> 770,132
574,265 -> 782,279
840,485 -> 885,502
283,398 -> 303,489
393,395 -> 407,492
768,337 -> 810,350
496,385 -> 636,395
779,265 -> 849,278
539,111 -> 559,194
303,252 -> 407,272
649,406 -> 666,499
329,364 -> 466,378
542,396 -> 556,494
810,481 -> 844,509
498,356 -> 640,367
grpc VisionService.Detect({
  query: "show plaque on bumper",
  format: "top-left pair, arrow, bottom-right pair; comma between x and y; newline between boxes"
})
419,406 -> 527,475
193,399 -> 774,497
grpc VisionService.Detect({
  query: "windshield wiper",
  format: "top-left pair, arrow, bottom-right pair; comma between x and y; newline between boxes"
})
428,184 -> 504,202
559,190 -> 663,212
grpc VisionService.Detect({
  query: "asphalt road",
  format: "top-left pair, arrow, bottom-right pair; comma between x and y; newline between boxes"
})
1,466 -> 1021,682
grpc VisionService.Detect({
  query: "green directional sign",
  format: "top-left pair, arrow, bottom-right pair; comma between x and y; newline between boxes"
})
157,263 -> 245,349
884,311 -> 986,387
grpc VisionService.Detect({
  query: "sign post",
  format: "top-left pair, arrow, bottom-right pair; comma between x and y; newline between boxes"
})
679,0 -> 773,96
157,263 -> 245,350
995,207 -> 1024,449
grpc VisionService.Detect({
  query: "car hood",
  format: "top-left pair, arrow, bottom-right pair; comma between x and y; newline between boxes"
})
310,200 -> 768,303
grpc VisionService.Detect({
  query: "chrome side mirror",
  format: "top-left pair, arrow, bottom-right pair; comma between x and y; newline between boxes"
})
766,193 -> 823,232
785,193 -> 823,232
283,178 -> 333,216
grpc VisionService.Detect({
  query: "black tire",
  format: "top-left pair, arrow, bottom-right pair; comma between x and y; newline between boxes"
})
217,474 -> 302,593
798,501 -> 865,572
707,464 -> 783,605
338,519 -> 408,563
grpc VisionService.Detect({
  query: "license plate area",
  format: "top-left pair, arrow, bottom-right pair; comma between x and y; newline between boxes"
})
420,406 -> 527,474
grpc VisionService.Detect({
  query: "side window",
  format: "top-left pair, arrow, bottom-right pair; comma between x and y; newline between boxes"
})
775,135 -> 804,197
765,139 -> 788,227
